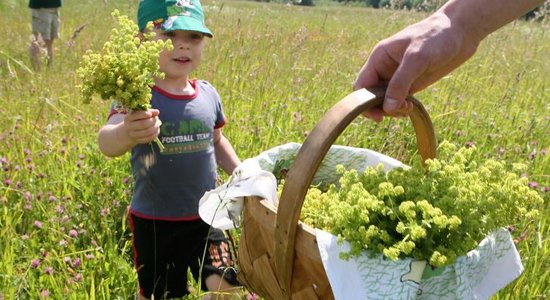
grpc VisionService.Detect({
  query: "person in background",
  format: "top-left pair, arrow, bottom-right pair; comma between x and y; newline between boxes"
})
29,0 -> 62,70
97,0 -> 242,299
354,0 -> 546,122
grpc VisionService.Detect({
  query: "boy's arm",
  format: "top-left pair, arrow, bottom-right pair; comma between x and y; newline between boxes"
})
98,109 -> 161,157
213,129 -> 241,175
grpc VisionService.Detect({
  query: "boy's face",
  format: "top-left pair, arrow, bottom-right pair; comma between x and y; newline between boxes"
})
154,28 -> 205,79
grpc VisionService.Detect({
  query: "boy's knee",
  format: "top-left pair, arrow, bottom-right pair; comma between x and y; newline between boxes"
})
204,274 -> 241,299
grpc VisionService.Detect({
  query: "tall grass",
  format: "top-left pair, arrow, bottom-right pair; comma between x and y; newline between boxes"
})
0,0 -> 548,299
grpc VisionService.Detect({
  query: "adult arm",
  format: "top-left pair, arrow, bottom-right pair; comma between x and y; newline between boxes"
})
213,128 -> 241,175
97,109 -> 162,157
354,0 -> 546,122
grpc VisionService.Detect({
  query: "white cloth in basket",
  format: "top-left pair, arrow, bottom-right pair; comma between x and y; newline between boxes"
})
199,158 -> 278,230
317,228 -> 523,300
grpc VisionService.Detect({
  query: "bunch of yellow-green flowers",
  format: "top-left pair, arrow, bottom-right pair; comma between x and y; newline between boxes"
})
300,141 -> 544,267
77,10 -> 172,150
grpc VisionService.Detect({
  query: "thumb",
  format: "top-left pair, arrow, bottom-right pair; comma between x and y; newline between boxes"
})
149,108 -> 160,117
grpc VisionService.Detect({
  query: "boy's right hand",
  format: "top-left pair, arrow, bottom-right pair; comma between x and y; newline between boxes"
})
122,109 -> 162,145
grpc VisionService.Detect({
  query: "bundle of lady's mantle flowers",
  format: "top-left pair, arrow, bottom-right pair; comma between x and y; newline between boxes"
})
77,9 -> 172,151
300,141 -> 544,267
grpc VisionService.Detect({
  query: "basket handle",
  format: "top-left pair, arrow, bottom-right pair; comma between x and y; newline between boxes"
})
273,87 -> 437,298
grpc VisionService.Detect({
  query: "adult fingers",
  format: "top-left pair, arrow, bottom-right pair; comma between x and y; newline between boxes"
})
383,50 -> 429,115
353,45 -> 400,91
353,59 -> 380,92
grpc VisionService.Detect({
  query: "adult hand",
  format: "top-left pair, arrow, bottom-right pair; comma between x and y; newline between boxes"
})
353,0 -> 545,122
353,11 -> 480,122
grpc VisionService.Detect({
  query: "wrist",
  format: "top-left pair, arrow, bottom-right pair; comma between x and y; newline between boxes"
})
116,122 -> 136,151
438,0 -> 487,46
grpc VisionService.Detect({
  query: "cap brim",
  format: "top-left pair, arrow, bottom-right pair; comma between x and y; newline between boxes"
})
161,17 -> 213,37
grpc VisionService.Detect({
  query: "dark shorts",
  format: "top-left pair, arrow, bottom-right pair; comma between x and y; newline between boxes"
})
129,213 -> 239,299
31,8 -> 60,40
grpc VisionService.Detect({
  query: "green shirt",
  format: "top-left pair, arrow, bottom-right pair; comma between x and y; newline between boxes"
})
29,0 -> 62,9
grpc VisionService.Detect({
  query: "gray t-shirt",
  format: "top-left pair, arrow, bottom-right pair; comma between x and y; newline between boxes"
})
117,80 -> 226,220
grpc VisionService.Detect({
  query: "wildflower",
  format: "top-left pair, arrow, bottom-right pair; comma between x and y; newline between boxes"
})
72,258 -> 82,268
465,141 -> 474,148
69,229 -> 78,238
44,266 -> 54,275
48,195 -> 56,202
3,179 -> 11,187
21,234 -> 29,240
74,273 -> 83,283
528,150 -> 536,160
31,258 -> 40,268
63,257 -> 71,264
528,181 -> 538,188
40,290 -> 49,298
23,191 -> 32,201
34,220 -> 43,228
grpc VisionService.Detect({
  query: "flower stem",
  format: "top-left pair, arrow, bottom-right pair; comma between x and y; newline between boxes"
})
154,137 -> 165,152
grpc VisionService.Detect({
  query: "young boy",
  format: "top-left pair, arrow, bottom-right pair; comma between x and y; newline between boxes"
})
97,0 -> 242,299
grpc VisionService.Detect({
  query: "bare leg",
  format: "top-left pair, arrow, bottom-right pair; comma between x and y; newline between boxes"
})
204,274 -> 242,300
136,293 -> 149,300
44,39 -> 54,66
29,34 -> 42,71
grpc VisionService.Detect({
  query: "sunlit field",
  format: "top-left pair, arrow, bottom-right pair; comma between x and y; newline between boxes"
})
0,0 -> 548,298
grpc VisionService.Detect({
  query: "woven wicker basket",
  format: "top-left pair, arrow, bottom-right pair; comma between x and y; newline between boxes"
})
236,88 -> 437,300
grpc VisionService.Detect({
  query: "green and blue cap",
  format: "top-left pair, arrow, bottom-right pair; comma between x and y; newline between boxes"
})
138,0 -> 213,37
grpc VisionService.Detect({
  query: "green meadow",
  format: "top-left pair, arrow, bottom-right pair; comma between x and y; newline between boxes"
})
0,0 -> 548,298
